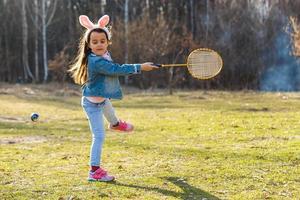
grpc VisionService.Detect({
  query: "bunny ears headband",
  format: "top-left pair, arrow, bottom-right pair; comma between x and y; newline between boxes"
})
79,15 -> 112,41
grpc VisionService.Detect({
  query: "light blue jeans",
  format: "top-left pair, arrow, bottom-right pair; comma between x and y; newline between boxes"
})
82,97 -> 119,166
81,97 -> 106,167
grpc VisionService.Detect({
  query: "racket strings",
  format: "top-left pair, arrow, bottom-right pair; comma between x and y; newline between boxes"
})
187,51 -> 222,79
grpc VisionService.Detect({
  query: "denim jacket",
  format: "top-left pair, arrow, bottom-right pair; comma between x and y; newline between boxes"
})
82,53 -> 141,99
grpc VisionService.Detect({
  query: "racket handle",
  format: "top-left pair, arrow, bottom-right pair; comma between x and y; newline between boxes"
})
152,64 -> 187,67
153,64 -> 162,67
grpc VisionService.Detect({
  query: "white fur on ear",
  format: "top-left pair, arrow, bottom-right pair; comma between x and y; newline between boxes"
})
79,15 -> 95,29
98,15 -> 110,28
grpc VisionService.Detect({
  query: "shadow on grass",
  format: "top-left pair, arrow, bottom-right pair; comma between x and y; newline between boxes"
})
106,176 -> 221,200
233,107 -> 270,112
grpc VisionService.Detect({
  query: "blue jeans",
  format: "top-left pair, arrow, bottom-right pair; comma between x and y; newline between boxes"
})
81,96 -> 106,166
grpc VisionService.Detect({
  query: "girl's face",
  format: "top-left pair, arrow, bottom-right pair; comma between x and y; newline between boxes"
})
88,31 -> 109,56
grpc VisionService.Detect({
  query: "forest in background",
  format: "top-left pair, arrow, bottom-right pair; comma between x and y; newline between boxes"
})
0,0 -> 300,91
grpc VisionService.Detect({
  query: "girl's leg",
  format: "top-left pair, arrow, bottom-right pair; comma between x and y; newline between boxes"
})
103,99 -> 119,126
82,97 -> 105,167
103,99 -> 134,132
82,97 -> 115,182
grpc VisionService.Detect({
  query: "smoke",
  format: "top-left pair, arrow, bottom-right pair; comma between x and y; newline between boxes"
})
260,24 -> 300,91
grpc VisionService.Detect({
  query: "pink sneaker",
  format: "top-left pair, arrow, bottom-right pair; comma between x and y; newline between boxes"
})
109,120 -> 134,132
88,168 -> 115,182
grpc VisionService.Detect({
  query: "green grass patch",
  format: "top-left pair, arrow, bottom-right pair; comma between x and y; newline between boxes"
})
0,89 -> 299,199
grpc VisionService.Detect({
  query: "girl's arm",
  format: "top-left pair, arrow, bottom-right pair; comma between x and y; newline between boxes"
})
90,57 -> 141,76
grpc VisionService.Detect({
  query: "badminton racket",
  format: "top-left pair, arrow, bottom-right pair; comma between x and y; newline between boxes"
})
154,48 -> 223,80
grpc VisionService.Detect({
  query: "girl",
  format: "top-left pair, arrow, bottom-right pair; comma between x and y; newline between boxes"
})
69,15 -> 157,181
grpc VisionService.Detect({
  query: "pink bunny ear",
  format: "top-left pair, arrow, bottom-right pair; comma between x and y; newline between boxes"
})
98,15 -> 110,28
79,15 -> 94,29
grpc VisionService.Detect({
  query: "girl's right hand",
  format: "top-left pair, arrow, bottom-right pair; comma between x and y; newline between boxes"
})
141,62 -> 158,71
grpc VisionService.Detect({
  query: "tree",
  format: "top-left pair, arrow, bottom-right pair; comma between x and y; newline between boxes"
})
40,0 -> 58,82
33,0 -> 39,82
21,0 -> 35,82
124,0 -> 129,84
290,17 -> 300,56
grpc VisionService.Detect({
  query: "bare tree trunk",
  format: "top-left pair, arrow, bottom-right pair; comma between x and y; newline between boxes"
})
34,0 -> 39,83
205,0 -> 209,42
4,25 -> 11,82
168,51 -> 182,95
41,0 -> 48,83
100,0 -> 106,15
168,67 -> 174,95
124,0 -> 129,84
190,0 -> 195,39
21,0 -> 28,81
21,0 -> 34,82
146,0 -> 150,17
41,0 -> 58,83
3,1 -> 11,82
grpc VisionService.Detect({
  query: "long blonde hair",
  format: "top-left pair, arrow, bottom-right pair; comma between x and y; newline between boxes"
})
68,31 -> 90,85
69,28 -> 110,85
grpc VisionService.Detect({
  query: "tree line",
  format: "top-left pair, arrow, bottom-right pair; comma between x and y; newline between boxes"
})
0,0 -> 299,91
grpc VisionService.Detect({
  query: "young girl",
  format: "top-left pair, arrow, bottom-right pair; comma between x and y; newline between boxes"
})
69,15 -> 157,182
78,16 -> 133,133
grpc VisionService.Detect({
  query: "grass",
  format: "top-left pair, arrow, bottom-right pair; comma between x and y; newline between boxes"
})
0,85 -> 299,199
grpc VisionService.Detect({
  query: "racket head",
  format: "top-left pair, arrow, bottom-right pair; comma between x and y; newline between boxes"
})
187,48 -> 223,80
